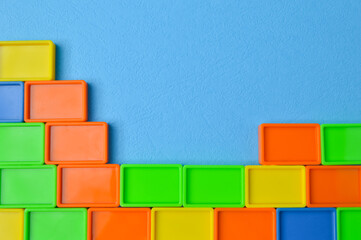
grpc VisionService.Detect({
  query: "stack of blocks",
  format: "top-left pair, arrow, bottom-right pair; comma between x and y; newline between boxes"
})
1,40 -> 361,240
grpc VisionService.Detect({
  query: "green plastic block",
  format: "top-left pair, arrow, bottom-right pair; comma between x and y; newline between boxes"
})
183,165 -> 245,207
0,123 -> 44,165
120,164 -> 182,207
321,124 -> 361,165
0,165 -> 56,208
337,208 -> 361,240
24,208 -> 87,240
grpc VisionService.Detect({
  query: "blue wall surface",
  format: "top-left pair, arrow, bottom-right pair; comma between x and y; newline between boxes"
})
1,0 -> 361,165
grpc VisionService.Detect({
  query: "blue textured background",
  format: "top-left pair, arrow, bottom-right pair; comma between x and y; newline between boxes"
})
1,1 -> 361,165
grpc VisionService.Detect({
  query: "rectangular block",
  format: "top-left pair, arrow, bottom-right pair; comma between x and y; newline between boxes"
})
183,165 -> 244,207
0,123 -> 44,165
214,208 -> 276,240
277,208 -> 336,240
337,208 -> 361,240
306,166 -> 361,207
57,164 -> 120,207
0,165 -> 56,208
0,40 -> 55,81
259,123 -> 321,165
0,82 -> 24,122
0,209 -> 23,240
151,208 -> 213,240
24,80 -> 87,122
45,122 -> 108,164
24,208 -> 87,240
120,164 -> 182,207
245,166 -> 306,208
88,208 -> 151,240
321,124 -> 361,165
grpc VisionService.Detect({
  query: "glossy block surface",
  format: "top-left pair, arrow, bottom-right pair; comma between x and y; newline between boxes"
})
0,82 -> 24,122
88,208 -> 151,240
0,209 -> 23,240
245,166 -> 306,208
57,164 -> 120,207
306,166 -> 361,207
259,124 -> 321,165
120,164 -> 182,207
0,123 -> 44,165
45,122 -> 108,164
24,80 -> 87,122
184,165 -> 244,207
0,40 -> 55,81
214,208 -> 276,240
151,208 -> 213,240
337,208 -> 361,240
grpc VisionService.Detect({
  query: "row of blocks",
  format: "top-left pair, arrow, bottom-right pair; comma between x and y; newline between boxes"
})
1,164 -> 360,208
1,207 -> 360,240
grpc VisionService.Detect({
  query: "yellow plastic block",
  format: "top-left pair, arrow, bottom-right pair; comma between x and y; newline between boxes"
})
245,166 -> 306,208
0,40 -> 55,81
0,209 -> 24,240
151,208 -> 213,240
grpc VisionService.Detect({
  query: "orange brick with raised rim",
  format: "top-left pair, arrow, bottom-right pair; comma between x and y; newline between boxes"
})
259,123 -> 321,165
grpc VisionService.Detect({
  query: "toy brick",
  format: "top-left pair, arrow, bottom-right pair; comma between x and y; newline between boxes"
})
337,208 -> 361,240
0,82 -> 24,122
0,209 -> 23,240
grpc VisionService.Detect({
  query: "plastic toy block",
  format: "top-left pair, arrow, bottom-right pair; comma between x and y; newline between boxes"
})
24,80 -> 87,122
57,164 -> 120,207
88,208 -> 151,240
306,166 -> 361,207
0,40 -> 55,81
214,208 -> 276,240
24,208 -> 87,240
259,123 -> 321,165
245,166 -> 306,208
151,208 -> 213,240
183,165 -> 244,207
0,165 -> 56,208
0,123 -> 44,165
0,209 -> 23,240
321,124 -> 361,165
45,122 -> 108,164
337,208 -> 361,240
120,164 -> 182,207
0,82 -> 24,122
277,208 -> 336,240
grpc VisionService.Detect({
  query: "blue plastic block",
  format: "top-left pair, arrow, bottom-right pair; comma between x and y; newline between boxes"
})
0,82 -> 24,122
277,208 -> 336,240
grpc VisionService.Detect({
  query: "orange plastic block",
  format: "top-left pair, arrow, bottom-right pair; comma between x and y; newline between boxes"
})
24,80 -> 87,122
214,208 -> 276,240
307,166 -> 361,207
259,123 -> 321,165
45,122 -> 108,165
57,165 -> 120,207
88,208 -> 151,240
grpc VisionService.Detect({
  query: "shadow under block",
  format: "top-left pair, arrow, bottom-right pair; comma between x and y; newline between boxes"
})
337,208 -> 361,240
45,122 -> 108,164
120,164 -> 182,207
0,165 -> 56,208
0,123 -> 44,165
277,208 -> 336,240
0,40 -> 55,81
0,209 -> 24,240
24,208 -> 87,240
214,208 -> 276,240
24,80 -> 87,122
306,166 -> 361,207
151,208 -> 213,240
183,165 -> 244,207
245,166 -> 306,208
57,164 -> 120,207
88,208 -> 151,240
0,82 -> 24,122
259,123 -> 321,165
321,124 -> 361,165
